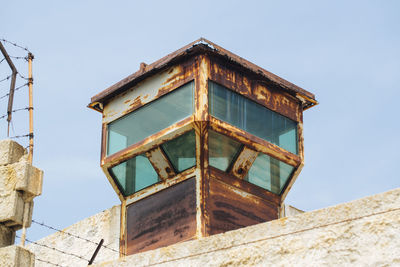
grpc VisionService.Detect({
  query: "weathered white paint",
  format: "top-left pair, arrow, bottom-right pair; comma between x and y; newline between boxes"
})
103,66 -> 184,124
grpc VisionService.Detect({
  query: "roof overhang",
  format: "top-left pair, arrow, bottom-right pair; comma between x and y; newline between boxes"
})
88,38 -> 317,112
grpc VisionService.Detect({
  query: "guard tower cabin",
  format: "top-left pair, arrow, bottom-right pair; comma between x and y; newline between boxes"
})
88,38 -> 317,256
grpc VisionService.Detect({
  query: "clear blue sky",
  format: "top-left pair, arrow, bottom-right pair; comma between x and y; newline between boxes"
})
1,1 -> 399,241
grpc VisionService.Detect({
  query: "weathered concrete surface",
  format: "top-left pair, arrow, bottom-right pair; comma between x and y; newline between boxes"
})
0,156 -> 43,199
0,245 -> 35,267
0,224 -> 15,247
14,160 -> 43,197
0,139 -> 44,266
0,140 -> 42,230
28,205 -> 120,267
281,203 -> 304,217
0,191 -> 25,227
0,140 -> 25,166
94,188 -> 400,267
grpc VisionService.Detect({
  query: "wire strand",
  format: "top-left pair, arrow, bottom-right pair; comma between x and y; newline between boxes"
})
18,73 -> 29,80
35,258 -> 68,267
9,133 -> 31,139
32,220 -> 123,255
0,82 -> 29,100
16,234 -> 90,262
0,38 -> 31,53
9,55 -> 28,61
0,75 -> 11,83
0,107 -> 30,120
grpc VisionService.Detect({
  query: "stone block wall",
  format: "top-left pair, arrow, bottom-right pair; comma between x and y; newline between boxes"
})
0,139 -> 43,266
0,245 -> 35,267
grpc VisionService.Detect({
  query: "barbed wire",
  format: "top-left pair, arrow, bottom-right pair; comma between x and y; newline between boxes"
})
0,75 -> 11,83
0,38 -> 32,148
9,133 -> 31,139
16,234 -> 90,262
32,219 -> 123,255
9,55 -> 28,61
35,258 -> 68,267
14,236 -> 68,267
0,82 -> 29,100
0,38 -> 31,53
17,72 -> 29,80
0,107 -> 31,120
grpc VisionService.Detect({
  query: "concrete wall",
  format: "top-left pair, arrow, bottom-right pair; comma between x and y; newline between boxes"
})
93,187 -> 400,267
0,139 -> 43,267
0,139 -> 43,233
28,205 -> 120,267
0,245 -> 35,267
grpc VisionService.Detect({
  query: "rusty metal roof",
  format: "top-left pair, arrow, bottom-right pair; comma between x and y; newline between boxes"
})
89,38 -> 317,112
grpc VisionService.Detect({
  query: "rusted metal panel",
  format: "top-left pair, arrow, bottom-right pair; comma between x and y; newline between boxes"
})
89,38 -> 316,111
125,167 -> 196,205
145,147 -> 176,180
209,58 -> 302,122
102,61 -> 195,124
194,121 -> 209,237
210,167 -> 280,205
194,55 -> 210,122
120,200 -> 127,257
297,117 -> 305,161
209,117 -> 301,167
126,178 -> 197,255
100,122 -> 107,162
230,146 -> 259,179
206,174 -> 278,235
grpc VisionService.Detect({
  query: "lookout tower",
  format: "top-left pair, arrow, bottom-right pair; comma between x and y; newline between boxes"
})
88,38 -> 317,256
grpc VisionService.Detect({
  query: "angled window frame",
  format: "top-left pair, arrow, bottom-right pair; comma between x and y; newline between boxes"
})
208,80 -> 299,155
105,124 -> 197,199
207,123 -> 300,196
207,82 -> 303,196
106,80 -> 195,157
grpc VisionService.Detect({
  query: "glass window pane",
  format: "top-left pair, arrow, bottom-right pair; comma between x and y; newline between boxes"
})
209,81 -> 298,154
209,130 -> 242,172
109,154 -> 160,196
107,81 -> 194,156
245,153 -> 294,194
161,130 -> 196,172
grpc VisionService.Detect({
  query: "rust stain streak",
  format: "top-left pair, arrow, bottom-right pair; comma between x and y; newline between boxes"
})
146,147 -> 176,180
230,146 -> 259,179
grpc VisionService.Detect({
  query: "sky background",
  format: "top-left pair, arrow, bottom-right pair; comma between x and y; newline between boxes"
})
1,1 -> 399,242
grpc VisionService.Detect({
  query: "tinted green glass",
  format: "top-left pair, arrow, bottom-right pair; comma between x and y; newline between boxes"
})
245,153 -> 294,194
109,154 -> 160,196
209,130 -> 242,171
161,131 -> 196,172
107,81 -> 194,156
209,81 -> 298,154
